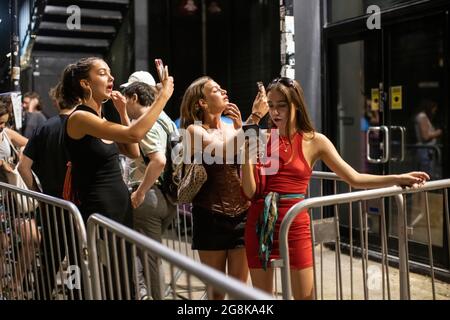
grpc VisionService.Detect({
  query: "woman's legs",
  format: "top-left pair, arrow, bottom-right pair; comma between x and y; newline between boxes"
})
290,267 -> 314,300
0,233 -> 10,294
199,248 -> 249,300
7,218 -> 41,298
249,268 -> 274,295
198,250 -> 227,300
226,248 -> 249,284
16,219 -> 41,290
249,266 -> 314,300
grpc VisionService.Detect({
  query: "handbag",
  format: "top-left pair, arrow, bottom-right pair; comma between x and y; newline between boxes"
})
62,161 -> 80,205
2,132 -> 39,214
5,167 -> 39,214
177,163 -> 207,204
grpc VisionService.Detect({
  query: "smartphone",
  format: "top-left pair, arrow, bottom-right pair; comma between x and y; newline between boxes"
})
155,59 -> 165,82
242,124 -> 260,137
257,81 -> 266,94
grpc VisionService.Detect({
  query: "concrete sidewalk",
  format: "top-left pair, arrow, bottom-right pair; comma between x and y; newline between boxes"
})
293,246 -> 450,300
163,233 -> 450,300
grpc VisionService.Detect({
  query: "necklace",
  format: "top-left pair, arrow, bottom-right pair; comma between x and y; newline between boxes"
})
280,136 -> 290,152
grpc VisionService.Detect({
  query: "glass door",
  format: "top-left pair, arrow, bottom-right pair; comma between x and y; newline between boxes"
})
327,12 -> 449,267
329,30 -> 386,244
385,14 -> 448,266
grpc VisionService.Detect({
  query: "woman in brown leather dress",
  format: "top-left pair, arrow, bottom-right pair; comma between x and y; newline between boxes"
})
179,76 -> 268,299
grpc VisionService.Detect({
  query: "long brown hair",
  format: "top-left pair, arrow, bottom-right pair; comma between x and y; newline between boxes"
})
179,76 -> 212,129
266,77 -> 315,141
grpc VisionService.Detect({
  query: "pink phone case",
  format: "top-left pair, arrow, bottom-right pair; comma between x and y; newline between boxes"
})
155,59 -> 164,82
257,81 -> 265,94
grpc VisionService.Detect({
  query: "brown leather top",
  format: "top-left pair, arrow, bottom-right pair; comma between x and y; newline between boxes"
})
193,162 -> 249,217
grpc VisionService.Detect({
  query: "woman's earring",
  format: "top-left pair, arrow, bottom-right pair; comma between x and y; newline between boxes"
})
83,87 -> 93,104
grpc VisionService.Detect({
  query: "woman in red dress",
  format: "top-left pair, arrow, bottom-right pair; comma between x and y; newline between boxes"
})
241,77 -> 429,299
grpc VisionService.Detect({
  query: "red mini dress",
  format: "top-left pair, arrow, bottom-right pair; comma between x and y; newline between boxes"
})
245,131 -> 313,270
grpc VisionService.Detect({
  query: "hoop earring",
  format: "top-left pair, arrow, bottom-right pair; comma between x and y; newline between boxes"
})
82,87 -> 93,104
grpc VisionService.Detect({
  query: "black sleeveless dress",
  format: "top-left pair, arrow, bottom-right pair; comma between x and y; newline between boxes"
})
65,105 -> 132,226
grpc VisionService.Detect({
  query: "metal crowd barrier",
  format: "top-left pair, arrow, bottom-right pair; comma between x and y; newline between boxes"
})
277,178 -> 450,300
162,204 -> 203,298
269,171 -> 353,298
0,182 -> 91,300
164,204 -> 197,262
87,214 -> 272,300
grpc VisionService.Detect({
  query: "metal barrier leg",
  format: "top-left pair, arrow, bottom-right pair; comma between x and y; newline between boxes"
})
424,192 -> 436,300
380,199 -> 391,300
358,201 -> 368,300
394,194 -> 410,300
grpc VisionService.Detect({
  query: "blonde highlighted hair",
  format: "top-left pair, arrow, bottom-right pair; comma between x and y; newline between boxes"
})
179,76 -> 212,129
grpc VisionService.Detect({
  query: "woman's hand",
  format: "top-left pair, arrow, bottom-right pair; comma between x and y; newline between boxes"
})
1,160 -> 14,173
251,91 -> 269,121
224,103 -> 242,130
131,190 -> 145,209
397,171 -> 430,187
158,66 -> 175,101
111,91 -> 127,114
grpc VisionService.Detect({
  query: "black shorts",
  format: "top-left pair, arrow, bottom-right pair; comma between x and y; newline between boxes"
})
192,206 -> 247,251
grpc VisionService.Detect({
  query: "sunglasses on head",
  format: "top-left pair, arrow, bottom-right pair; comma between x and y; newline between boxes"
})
270,77 -> 295,87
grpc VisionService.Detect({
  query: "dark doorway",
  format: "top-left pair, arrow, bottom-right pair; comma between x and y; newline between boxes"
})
324,4 -> 450,269
147,0 -> 280,120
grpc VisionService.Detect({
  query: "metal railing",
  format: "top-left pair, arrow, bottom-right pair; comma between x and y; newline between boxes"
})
87,214 -> 272,300
270,171 -> 353,298
3,171 -> 448,301
278,178 -> 450,300
0,182 -> 91,300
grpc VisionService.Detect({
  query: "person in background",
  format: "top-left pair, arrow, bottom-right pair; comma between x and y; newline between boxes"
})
0,100 -> 40,299
18,84 -> 77,299
122,77 -> 178,300
21,92 -> 47,138
414,99 -> 442,179
19,84 -> 76,196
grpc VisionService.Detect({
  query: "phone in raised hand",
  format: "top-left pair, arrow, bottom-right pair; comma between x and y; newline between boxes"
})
257,81 -> 266,95
155,59 -> 165,82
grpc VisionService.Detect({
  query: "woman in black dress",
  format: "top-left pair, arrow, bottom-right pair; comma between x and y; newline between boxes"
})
60,57 -> 174,225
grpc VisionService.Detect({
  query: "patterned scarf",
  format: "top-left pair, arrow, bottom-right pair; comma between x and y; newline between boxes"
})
256,192 -> 305,270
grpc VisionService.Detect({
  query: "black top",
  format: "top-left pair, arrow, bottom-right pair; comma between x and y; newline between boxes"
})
24,114 -> 69,198
22,111 -> 47,139
65,104 -> 132,225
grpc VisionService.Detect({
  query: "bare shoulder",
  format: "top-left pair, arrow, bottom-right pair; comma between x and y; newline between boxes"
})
5,127 -> 22,139
3,127 -> 12,136
186,123 -> 206,135
305,132 -> 334,155
186,124 -> 210,144
305,132 -> 329,145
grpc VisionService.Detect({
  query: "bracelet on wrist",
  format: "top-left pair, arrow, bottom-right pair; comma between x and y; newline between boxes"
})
251,112 -> 262,120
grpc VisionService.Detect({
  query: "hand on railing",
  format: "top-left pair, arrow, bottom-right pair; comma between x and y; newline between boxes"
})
395,171 -> 429,188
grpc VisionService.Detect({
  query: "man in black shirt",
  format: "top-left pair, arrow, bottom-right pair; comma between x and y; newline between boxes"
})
21,92 -> 47,139
18,85 -> 77,299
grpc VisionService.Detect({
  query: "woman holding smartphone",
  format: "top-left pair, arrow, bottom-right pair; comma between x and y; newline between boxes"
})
179,76 -> 268,299
241,77 -> 429,300
61,57 -> 174,225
